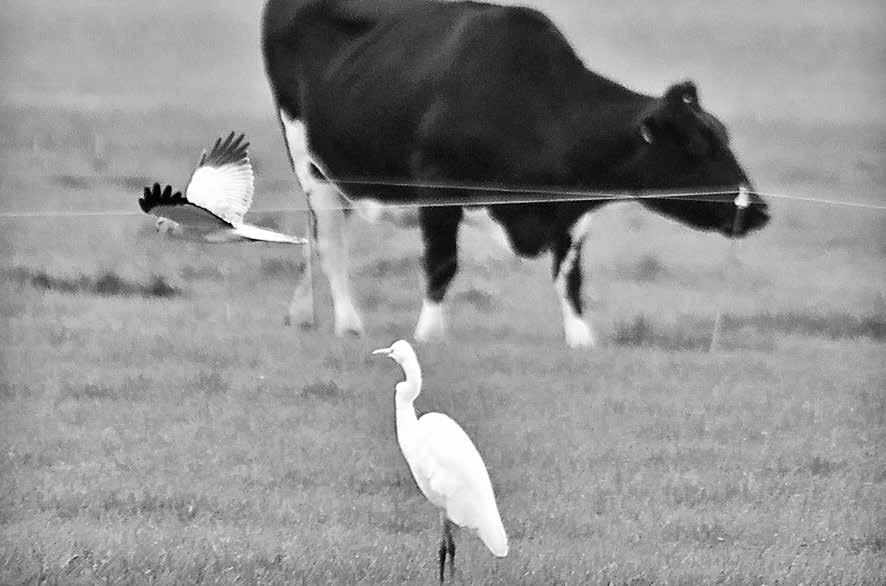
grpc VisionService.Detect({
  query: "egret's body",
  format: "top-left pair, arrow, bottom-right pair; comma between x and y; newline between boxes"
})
139,132 -> 306,244
373,340 -> 507,582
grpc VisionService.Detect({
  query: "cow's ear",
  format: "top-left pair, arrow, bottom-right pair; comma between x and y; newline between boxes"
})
665,80 -> 699,108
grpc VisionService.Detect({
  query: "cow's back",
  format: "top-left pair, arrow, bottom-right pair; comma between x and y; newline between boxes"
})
262,0 -> 416,39
262,0 -> 489,117
262,0 -> 437,118
262,0 -> 597,185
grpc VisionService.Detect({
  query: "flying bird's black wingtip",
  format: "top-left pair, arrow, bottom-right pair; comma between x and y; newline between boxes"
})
139,182 -> 185,213
201,131 -> 250,168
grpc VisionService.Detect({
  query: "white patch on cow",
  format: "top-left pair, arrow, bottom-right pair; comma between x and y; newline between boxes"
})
570,211 -> 593,243
351,199 -> 419,227
414,299 -> 446,342
280,112 -> 318,327
280,111 -> 364,336
352,199 -> 386,222
280,112 -> 320,196
554,212 -> 596,348
281,110 -> 417,229
558,291 -> 595,348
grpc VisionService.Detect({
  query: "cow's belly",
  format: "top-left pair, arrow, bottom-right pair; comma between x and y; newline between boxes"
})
488,208 -> 553,257
281,109 -> 544,258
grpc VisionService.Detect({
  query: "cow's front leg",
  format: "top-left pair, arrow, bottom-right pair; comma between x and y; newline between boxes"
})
552,216 -> 595,348
415,206 -> 463,342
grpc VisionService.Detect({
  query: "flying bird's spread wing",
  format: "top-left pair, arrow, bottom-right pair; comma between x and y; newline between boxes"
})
139,183 -> 233,230
138,133 -> 306,244
185,132 -> 254,225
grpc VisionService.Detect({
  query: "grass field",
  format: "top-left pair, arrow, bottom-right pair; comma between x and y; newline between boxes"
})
1,0 -> 885,584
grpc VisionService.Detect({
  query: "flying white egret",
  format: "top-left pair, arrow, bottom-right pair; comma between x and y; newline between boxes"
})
138,132 -> 306,244
372,340 -> 508,582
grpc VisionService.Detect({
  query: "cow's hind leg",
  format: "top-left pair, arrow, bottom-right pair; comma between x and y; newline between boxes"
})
280,111 -> 363,336
312,187 -> 364,336
415,206 -> 463,342
552,214 -> 595,348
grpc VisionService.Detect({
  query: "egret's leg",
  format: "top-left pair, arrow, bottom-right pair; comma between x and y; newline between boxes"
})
438,529 -> 447,583
438,513 -> 457,582
445,518 -> 456,580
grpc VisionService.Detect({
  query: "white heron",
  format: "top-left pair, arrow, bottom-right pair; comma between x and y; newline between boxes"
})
372,340 -> 508,582
138,132 -> 306,244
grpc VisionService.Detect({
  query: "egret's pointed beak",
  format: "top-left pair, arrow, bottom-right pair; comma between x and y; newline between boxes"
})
372,347 -> 393,358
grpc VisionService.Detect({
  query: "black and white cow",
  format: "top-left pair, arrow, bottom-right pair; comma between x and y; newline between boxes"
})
261,0 -> 770,347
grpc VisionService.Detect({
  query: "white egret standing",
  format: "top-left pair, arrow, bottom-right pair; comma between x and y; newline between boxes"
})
372,340 -> 508,582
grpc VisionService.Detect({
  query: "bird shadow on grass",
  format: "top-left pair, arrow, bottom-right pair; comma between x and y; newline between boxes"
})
110,175 -> 155,191
52,174 -> 92,190
52,174 -> 155,191
301,379 -> 344,401
453,287 -> 497,312
179,264 -> 226,282
55,375 -> 154,403
4,266 -> 181,298
260,257 -> 305,278
613,310 -> 885,351
358,256 -> 417,279
612,315 -> 715,351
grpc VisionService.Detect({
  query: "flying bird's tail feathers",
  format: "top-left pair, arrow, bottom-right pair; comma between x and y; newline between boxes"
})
232,222 -> 307,244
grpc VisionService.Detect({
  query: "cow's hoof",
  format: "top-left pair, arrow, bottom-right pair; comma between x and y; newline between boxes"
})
333,307 -> 364,338
283,314 -> 315,329
414,300 -> 446,342
564,318 -> 596,348
286,290 -> 315,329
335,325 -> 364,338
414,325 -> 446,343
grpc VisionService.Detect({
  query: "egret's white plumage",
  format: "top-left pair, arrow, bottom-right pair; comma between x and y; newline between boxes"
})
373,340 -> 507,582
139,132 -> 306,244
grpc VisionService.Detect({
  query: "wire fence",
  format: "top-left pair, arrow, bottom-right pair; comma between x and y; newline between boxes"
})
0,183 -> 884,219
2,175 -> 881,353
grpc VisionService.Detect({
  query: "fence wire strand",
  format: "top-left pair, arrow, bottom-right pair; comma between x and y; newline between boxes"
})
0,182 -> 884,219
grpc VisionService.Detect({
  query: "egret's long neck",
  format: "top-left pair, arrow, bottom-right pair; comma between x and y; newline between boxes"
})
394,357 -> 422,448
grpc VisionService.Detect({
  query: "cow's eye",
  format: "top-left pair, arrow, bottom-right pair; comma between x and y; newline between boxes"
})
682,94 -> 693,105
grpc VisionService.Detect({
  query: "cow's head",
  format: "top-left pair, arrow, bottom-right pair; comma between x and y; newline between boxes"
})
631,81 -> 769,237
